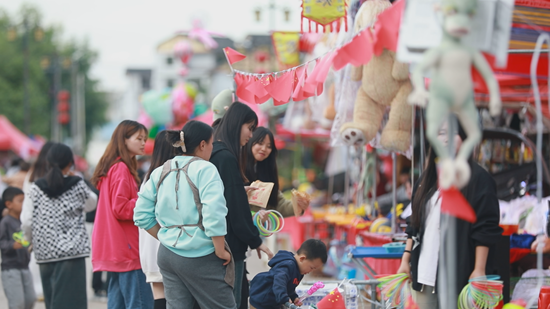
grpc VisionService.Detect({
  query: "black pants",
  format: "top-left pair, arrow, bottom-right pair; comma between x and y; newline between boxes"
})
240,262 -> 249,309
92,271 -> 111,294
39,258 -> 87,309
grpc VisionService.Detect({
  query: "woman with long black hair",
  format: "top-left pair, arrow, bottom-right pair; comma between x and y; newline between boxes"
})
245,127 -> 309,216
21,143 -> 97,309
397,123 -> 502,309
209,102 -> 273,308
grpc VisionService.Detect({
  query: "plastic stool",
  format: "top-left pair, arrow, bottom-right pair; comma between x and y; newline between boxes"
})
538,286 -> 550,309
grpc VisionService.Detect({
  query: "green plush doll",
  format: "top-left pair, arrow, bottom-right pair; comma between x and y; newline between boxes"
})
212,89 -> 234,121
408,0 -> 502,189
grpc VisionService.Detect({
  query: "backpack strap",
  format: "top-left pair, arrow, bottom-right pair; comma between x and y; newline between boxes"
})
158,157 -> 206,246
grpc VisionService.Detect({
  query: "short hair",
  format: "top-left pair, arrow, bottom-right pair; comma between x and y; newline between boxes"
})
2,186 -> 24,204
297,239 -> 327,263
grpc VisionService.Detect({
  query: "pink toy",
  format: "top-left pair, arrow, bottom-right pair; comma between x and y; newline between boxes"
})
297,281 -> 325,303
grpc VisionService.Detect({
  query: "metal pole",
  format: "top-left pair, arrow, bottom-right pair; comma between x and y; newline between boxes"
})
23,18 -> 30,135
269,0 -> 275,31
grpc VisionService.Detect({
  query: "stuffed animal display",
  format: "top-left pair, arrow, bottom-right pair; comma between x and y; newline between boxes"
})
212,89 -> 233,121
339,0 -> 413,153
408,0 -> 501,189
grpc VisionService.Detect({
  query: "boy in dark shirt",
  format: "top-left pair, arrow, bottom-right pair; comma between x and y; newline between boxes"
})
0,187 -> 36,309
249,239 -> 327,309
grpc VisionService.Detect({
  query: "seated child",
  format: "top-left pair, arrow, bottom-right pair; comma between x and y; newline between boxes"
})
0,187 -> 36,309
249,239 -> 327,309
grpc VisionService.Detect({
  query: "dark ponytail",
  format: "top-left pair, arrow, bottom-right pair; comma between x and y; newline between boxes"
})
45,144 -> 74,194
166,120 -> 213,156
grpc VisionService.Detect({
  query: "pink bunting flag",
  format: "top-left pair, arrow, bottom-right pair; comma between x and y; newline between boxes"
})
373,0 -> 405,55
245,75 -> 273,104
235,74 -> 256,104
303,59 -> 323,95
292,66 -> 309,101
315,51 -> 337,83
265,71 -> 294,104
333,28 -> 374,71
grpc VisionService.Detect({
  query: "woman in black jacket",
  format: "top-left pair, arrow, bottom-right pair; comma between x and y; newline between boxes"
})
209,102 -> 273,308
397,123 -> 502,308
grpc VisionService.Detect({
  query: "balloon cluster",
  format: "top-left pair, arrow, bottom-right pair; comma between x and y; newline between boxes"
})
174,41 -> 193,76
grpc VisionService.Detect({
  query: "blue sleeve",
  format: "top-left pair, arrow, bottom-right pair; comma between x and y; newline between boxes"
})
134,168 -> 161,231
198,163 -> 227,237
272,266 -> 291,304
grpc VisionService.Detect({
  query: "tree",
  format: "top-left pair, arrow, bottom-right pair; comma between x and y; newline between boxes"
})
0,4 -> 107,149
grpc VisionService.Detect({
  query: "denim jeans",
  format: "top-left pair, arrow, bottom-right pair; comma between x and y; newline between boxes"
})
107,269 -> 154,309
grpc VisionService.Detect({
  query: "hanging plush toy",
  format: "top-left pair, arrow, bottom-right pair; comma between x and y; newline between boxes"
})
408,0 -> 501,189
339,0 -> 413,153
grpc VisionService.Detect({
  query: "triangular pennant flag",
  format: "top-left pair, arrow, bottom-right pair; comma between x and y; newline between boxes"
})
316,288 -> 346,309
440,187 -> 477,223
265,71 -> 294,103
223,47 -> 247,65
235,74 -> 256,104
333,48 -> 351,71
373,0 -> 405,55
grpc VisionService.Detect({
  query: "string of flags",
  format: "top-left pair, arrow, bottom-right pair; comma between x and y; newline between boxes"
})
223,0 -> 404,106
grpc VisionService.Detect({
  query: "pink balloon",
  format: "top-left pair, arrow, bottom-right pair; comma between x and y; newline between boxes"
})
174,41 -> 193,64
137,110 -> 154,128
172,84 -> 195,124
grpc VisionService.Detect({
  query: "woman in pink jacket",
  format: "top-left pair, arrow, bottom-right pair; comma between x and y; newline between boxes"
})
91,120 -> 153,309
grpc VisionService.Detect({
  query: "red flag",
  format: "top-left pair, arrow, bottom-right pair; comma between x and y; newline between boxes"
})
292,67 -> 308,101
265,71 -> 293,104
235,74 -> 256,104
315,51 -> 337,83
316,288 -> 346,309
373,0 -> 405,55
223,47 -> 246,65
440,187 -> 477,223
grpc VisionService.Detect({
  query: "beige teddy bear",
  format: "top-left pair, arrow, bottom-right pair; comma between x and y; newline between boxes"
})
339,0 -> 412,153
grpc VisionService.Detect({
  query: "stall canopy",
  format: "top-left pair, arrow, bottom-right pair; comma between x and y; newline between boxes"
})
0,115 -> 41,159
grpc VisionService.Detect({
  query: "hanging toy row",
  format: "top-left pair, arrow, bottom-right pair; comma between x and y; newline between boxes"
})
458,275 -> 503,309
252,210 -> 285,237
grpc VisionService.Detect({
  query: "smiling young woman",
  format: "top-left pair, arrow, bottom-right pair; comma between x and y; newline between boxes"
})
91,120 -> 154,309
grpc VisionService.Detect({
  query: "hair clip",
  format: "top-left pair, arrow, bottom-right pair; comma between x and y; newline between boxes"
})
172,131 -> 187,152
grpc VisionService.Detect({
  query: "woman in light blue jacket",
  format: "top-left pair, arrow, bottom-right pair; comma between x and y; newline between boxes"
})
134,120 -> 236,309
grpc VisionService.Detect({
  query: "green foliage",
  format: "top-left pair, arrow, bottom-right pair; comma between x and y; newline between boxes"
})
0,4 -> 107,145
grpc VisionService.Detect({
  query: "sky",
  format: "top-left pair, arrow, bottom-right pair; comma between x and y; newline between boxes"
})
3,0 -> 301,93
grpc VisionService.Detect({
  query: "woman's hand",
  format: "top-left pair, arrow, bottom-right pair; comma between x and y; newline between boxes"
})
397,261 -> 411,278
256,243 -> 274,260
258,210 -> 269,224
293,298 -> 303,306
297,197 -> 309,212
531,236 -> 550,253
469,269 -> 486,280
216,249 -> 232,266
245,186 -> 258,194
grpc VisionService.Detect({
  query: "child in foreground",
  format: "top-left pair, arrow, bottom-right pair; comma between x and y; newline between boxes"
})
0,187 -> 36,309
249,239 -> 327,309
